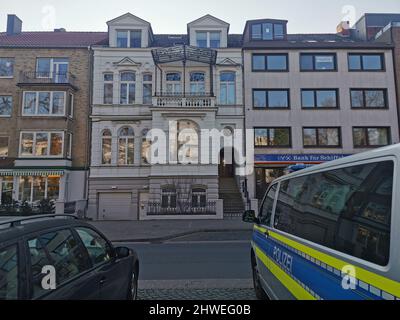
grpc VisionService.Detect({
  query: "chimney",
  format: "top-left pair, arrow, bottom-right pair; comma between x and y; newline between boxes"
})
6,14 -> 22,35
336,21 -> 351,37
54,28 -> 67,32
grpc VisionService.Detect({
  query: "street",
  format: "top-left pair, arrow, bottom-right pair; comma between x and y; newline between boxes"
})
120,231 -> 257,300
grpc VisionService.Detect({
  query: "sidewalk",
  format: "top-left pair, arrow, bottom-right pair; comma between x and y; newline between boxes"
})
88,219 -> 253,242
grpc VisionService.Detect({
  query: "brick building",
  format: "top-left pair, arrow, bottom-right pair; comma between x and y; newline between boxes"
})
0,15 -> 107,213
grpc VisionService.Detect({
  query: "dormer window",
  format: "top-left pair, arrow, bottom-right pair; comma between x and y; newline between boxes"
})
196,31 -> 221,48
251,22 -> 285,40
117,30 -> 142,48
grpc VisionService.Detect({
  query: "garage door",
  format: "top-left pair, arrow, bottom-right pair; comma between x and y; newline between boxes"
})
98,193 -> 133,220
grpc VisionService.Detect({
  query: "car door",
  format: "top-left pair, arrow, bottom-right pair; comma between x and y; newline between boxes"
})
0,243 -> 20,300
74,227 -> 132,300
254,184 -> 278,291
26,228 -> 101,300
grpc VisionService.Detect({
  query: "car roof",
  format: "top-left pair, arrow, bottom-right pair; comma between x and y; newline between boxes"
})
0,216 -> 90,245
273,143 -> 400,184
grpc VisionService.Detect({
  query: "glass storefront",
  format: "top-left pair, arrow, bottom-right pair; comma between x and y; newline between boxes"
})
255,167 -> 286,200
18,176 -> 60,203
0,177 -> 14,205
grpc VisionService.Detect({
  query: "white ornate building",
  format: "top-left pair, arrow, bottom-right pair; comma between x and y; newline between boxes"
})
88,14 -> 246,220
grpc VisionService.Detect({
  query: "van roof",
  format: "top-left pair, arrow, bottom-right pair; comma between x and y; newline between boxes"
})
272,143 -> 400,183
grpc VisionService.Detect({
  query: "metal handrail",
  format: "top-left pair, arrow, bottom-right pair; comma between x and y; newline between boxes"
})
0,214 -> 78,228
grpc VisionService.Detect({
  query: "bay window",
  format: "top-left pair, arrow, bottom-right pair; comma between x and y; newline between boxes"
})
66,133 -> 72,159
23,91 -> 66,116
20,132 -> 64,157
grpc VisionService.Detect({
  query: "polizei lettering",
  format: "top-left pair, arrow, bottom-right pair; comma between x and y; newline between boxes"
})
273,246 -> 293,274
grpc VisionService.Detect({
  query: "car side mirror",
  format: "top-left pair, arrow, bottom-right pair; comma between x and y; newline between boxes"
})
242,210 -> 258,223
115,246 -> 131,259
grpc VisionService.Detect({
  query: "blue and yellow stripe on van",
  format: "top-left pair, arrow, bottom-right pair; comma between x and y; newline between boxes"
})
253,225 -> 400,300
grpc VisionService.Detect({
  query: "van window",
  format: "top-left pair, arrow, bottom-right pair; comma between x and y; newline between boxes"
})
259,184 -> 277,226
0,245 -> 18,300
274,161 -> 393,266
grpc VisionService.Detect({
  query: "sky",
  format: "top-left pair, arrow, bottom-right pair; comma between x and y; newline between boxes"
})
1,0 -> 400,34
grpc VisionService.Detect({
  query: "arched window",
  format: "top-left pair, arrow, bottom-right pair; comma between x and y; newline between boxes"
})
120,72 -> 136,104
102,129 -> 112,165
177,120 -> 199,164
141,129 -> 151,165
190,72 -> 205,96
118,127 -> 135,165
166,72 -> 182,96
220,72 -> 236,105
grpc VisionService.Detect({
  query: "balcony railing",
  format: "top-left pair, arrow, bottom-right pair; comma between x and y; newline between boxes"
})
153,93 -> 215,108
147,201 -> 217,216
19,72 -> 77,88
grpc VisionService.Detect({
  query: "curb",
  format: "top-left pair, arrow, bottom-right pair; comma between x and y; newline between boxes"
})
111,228 -> 253,243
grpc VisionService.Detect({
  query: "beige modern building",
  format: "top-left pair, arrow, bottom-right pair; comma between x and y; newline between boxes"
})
0,15 -> 107,213
88,14 -> 246,220
242,19 -> 400,201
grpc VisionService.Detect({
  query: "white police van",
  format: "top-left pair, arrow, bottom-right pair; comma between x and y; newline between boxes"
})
243,144 -> 399,300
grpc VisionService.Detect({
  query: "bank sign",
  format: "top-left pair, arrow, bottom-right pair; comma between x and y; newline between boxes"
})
255,154 -> 352,165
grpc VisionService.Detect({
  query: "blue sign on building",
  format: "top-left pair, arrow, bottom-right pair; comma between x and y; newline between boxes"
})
255,154 -> 352,164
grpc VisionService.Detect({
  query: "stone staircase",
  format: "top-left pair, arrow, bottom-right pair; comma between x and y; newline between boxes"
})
219,178 -> 245,220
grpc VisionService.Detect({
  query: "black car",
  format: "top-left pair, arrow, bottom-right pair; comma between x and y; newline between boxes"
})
0,215 -> 139,300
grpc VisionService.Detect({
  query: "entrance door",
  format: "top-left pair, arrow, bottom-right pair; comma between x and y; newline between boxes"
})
219,148 -> 234,177
98,193 -> 132,220
139,192 -> 150,219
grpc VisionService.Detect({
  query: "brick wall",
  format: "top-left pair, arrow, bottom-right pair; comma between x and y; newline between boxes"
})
0,48 -> 91,168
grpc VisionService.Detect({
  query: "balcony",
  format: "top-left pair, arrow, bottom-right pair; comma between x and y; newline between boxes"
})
18,72 -> 77,90
153,93 -> 216,108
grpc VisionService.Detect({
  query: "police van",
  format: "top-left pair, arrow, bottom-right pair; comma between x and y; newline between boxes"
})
243,144 -> 399,300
